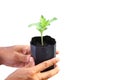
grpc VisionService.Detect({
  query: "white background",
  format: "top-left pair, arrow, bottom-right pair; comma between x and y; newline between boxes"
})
0,0 -> 120,80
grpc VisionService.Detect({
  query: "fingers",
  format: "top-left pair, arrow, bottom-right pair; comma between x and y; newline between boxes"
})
38,66 -> 59,80
14,45 -> 31,55
17,53 -> 30,62
56,51 -> 59,54
32,58 -> 59,72
22,46 -> 31,55
13,56 -> 34,68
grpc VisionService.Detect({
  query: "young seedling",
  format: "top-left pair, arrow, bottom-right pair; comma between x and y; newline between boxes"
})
29,15 -> 57,46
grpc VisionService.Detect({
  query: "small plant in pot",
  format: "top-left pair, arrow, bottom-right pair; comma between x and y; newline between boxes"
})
28,15 -> 57,72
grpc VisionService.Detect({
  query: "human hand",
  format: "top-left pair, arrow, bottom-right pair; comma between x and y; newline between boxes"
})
5,58 -> 59,80
0,45 -> 34,67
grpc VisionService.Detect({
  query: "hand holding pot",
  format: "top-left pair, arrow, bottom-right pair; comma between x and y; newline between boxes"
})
0,45 -> 34,67
5,58 -> 59,80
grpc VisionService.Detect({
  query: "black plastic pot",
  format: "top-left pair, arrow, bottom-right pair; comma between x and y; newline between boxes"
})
30,35 -> 56,72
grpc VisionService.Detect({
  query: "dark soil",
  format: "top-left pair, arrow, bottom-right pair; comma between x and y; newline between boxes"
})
31,35 -> 56,46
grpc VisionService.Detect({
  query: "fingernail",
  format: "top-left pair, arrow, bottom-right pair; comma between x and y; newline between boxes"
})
30,57 -> 35,66
27,55 -> 30,62
30,57 -> 33,62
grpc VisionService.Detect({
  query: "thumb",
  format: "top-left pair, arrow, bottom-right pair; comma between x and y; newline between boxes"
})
17,54 -> 30,62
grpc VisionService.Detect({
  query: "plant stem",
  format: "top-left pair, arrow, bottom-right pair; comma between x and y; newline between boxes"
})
41,32 -> 44,46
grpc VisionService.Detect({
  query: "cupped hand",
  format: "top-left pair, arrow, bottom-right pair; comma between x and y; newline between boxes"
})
0,45 -> 34,67
5,58 -> 59,80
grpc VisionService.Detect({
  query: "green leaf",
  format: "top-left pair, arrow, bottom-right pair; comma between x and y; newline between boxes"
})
28,15 -> 57,46
49,17 -> 57,23
28,22 -> 40,27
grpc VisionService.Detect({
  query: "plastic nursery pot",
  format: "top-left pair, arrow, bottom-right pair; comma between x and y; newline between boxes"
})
30,35 -> 56,72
